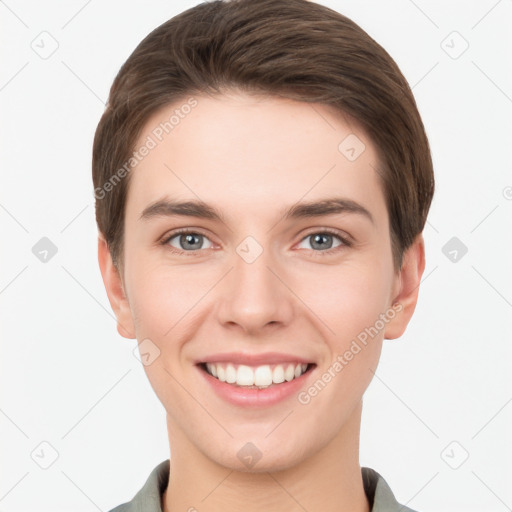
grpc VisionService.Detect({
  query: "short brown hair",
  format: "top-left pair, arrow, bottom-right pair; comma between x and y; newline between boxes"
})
92,0 -> 434,274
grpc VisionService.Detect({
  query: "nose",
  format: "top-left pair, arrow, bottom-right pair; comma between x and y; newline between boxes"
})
216,242 -> 294,335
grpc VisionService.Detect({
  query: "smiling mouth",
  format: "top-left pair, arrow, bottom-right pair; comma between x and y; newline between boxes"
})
198,362 -> 316,389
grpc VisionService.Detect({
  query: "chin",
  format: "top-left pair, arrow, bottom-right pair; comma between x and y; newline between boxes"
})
207,436 -> 313,474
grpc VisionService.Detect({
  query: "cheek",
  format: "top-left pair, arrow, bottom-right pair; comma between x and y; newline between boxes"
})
297,258 -> 391,345
296,266 -> 387,419
127,262 -> 205,338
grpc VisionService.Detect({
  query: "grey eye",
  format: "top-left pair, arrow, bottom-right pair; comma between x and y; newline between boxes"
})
297,233 -> 343,251
168,232 -> 213,251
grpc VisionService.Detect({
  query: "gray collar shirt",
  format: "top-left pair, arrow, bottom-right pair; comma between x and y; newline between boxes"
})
108,459 -> 418,512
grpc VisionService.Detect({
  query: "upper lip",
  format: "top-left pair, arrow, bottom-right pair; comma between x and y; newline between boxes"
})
196,352 -> 315,366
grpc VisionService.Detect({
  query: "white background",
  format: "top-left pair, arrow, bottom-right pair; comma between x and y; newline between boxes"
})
1,1 -> 511,511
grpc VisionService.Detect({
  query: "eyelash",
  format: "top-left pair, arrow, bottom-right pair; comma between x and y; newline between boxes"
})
160,228 -> 352,257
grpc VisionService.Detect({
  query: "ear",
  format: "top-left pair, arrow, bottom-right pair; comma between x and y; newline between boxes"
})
97,234 -> 136,339
384,233 -> 426,340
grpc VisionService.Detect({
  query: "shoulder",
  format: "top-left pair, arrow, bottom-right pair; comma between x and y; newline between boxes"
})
106,459 -> 170,512
106,505 -> 130,512
362,467 -> 420,512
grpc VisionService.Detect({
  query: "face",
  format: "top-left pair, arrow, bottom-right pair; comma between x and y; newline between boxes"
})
100,91 -> 422,472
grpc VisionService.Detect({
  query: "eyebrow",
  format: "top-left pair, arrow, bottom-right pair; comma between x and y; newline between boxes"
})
139,197 -> 374,225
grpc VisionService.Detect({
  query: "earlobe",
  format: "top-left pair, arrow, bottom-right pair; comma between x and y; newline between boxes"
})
97,234 -> 136,339
384,233 -> 426,340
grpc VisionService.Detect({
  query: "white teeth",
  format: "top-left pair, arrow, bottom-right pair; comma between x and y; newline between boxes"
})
237,365 -> 254,386
206,363 -> 217,377
204,362 -> 310,387
217,365 -> 226,382
226,364 -> 237,384
254,365 -> 273,386
272,365 -> 285,384
284,364 -> 295,382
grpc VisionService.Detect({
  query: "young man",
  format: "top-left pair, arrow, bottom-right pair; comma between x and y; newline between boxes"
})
93,1 -> 434,510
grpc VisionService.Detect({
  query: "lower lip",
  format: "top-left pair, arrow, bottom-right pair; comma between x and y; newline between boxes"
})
197,364 -> 315,407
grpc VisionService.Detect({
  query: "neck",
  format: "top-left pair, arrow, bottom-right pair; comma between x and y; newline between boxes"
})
162,401 -> 370,512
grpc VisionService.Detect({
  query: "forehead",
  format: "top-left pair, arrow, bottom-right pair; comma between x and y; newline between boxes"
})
125,93 -> 387,227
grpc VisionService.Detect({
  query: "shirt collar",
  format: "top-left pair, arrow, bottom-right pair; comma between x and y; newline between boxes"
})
111,459 -> 418,512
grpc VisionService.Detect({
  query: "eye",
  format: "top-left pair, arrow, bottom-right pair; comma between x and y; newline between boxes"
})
296,229 -> 351,255
160,228 -> 352,256
162,229 -> 214,253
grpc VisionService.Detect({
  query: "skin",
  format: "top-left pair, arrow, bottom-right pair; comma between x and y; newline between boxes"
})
98,91 -> 425,512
